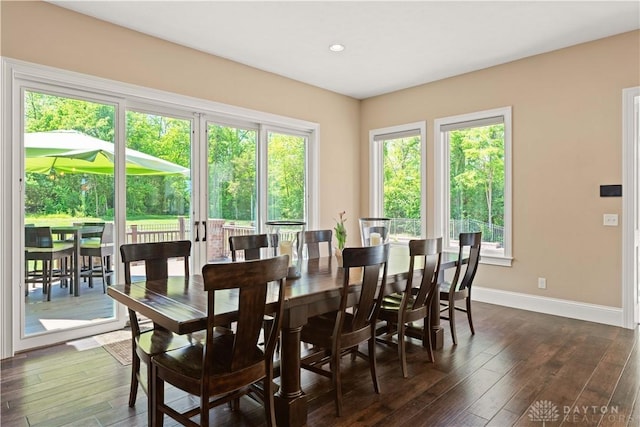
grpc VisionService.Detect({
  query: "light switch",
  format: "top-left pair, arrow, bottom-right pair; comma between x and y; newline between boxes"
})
603,214 -> 618,226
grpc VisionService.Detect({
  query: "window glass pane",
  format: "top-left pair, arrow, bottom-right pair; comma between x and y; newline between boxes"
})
382,135 -> 422,242
267,132 -> 306,221
23,90 -> 116,336
207,124 -> 258,260
448,124 -> 505,252
125,111 -> 192,256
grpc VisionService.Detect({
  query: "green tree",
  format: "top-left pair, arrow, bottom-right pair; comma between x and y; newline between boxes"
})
449,124 -> 504,228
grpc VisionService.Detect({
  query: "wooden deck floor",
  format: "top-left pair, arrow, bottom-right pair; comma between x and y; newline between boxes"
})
2,302 -> 639,426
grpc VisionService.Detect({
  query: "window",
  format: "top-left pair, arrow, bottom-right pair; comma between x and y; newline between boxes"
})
370,122 -> 426,244
435,107 -> 512,265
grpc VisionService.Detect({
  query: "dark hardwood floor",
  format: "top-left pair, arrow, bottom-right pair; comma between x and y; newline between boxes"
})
2,302 -> 638,426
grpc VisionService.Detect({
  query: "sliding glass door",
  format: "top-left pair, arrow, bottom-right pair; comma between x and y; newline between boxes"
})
21,88 -> 118,345
203,122 -> 309,262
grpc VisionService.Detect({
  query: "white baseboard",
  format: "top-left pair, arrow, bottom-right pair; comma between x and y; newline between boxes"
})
472,286 -> 624,328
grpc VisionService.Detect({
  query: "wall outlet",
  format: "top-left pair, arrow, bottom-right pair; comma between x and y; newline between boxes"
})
538,277 -> 547,289
603,214 -> 618,226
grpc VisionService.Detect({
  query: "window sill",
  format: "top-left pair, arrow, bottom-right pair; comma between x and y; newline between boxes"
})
480,254 -> 512,267
443,249 -> 512,267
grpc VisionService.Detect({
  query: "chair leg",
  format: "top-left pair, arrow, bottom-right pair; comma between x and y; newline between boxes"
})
264,376 -> 276,427
129,347 -> 140,407
200,393 -> 209,427
423,317 -> 434,362
151,364 -> 164,427
466,297 -> 475,335
45,260 -> 52,302
398,321 -> 408,378
449,300 -> 457,345
146,359 -> 154,427
368,335 -> 380,394
87,257 -> 95,288
331,352 -> 342,416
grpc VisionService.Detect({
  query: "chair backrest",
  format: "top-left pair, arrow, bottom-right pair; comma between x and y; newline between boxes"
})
451,232 -> 482,292
201,255 -> 289,374
229,234 -> 270,261
304,229 -> 332,259
406,238 -> 442,311
119,240 -> 191,284
76,222 -> 105,239
25,226 -> 53,248
100,223 -> 114,245
339,244 -> 390,337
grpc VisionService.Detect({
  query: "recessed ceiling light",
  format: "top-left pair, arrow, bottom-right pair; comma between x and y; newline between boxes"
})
329,44 -> 345,52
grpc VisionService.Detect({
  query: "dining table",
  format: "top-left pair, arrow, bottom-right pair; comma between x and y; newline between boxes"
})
107,245 -> 461,426
51,224 -> 104,296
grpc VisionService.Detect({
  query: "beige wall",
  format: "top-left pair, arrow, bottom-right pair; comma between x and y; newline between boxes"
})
3,2 -> 639,308
1,0 -> 362,244
362,31 -> 640,307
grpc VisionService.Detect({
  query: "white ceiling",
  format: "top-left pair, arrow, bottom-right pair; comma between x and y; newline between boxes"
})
49,1 -> 640,99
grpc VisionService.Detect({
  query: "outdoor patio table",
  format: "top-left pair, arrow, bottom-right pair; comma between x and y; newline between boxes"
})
51,224 -> 104,296
107,246 -> 461,426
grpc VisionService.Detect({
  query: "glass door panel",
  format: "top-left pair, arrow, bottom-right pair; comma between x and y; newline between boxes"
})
205,123 -> 257,261
23,90 -> 116,337
267,131 -> 306,222
125,110 -> 193,277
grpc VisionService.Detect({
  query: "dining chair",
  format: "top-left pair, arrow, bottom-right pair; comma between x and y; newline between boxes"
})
376,238 -> 442,377
229,233 -> 279,349
439,231 -> 482,345
229,233 -> 271,261
300,243 -> 390,416
151,255 -> 289,427
119,240 -> 196,427
24,226 -> 74,301
79,222 -> 114,292
304,229 -> 332,259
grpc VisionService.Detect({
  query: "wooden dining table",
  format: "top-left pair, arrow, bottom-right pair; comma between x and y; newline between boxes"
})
107,246 -> 460,426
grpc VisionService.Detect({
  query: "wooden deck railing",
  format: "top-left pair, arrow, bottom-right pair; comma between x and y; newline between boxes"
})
125,217 -> 256,261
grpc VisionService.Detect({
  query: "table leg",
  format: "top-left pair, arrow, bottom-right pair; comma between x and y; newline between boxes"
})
274,307 -> 308,427
73,230 -> 81,297
430,291 -> 444,350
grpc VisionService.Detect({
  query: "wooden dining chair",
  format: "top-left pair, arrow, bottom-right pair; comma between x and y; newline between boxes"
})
440,232 -> 482,345
304,229 -> 332,259
229,233 -> 271,261
300,243 -> 390,416
151,255 -> 289,427
229,233 -> 279,349
24,226 -> 74,301
376,238 -> 442,377
120,240 -> 195,427
79,222 -> 114,292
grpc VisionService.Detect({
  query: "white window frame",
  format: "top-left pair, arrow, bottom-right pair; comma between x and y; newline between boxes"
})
434,106 -> 513,266
1,57 -> 319,357
369,121 -> 427,240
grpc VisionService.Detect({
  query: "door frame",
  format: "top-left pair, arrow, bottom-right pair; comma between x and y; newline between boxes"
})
622,86 -> 639,329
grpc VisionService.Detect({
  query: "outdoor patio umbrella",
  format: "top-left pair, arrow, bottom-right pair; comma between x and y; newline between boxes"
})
24,130 -> 189,176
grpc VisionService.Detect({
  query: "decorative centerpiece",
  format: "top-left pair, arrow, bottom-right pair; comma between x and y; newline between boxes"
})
266,220 -> 306,278
334,211 -> 347,267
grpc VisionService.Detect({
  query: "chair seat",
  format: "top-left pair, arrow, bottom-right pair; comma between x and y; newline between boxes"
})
26,242 -> 74,253
439,282 -> 468,298
301,311 -> 365,349
81,241 -> 113,250
154,332 -> 264,382
136,328 -> 197,359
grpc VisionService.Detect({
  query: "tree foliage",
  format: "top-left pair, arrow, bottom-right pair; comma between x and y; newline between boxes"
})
449,124 -> 504,242
24,91 -> 190,219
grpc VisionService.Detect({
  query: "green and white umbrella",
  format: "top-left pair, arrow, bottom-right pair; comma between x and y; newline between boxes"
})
25,130 -> 189,176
